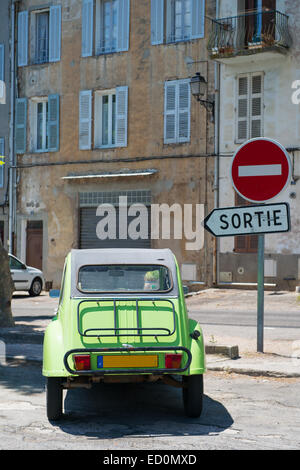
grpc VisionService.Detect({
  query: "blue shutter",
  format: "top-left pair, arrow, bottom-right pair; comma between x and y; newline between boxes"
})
79,90 -> 92,150
117,0 -> 130,52
151,0 -> 164,45
191,0 -> 205,39
178,80 -> 190,142
116,86 -> 128,147
0,138 -> 4,188
18,11 -> 28,67
47,94 -> 60,152
0,44 -> 4,81
82,0 -> 94,57
15,98 -> 27,154
49,5 -> 61,62
164,81 -> 176,143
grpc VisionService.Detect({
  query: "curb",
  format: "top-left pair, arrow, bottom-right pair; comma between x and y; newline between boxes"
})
207,364 -> 300,379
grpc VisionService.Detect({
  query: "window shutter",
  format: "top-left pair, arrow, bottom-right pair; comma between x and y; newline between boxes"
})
117,0 -> 130,52
18,11 -> 28,67
0,44 -> 4,81
82,0 -> 94,57
237,75 -> 249,142
250,74 -> 263,138
191,0 -> 205,39
79,90 -> 92,150
49,5 -> 61,62
164,81 -> 176,143
47,94 -> 60,152
15,98 -> 27,154
115,86 -> 128,147
0,138 -> 4,188
178,80 -> 190,142
151,0 -> 164,45
165,0 -> 173,43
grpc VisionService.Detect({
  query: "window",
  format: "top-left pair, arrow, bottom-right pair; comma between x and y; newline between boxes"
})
15,95 -> 59,154
234,193 -> 258,253
95,90 -> 116,147
164,79 -> 190,144
9,255 -> 24,270
79,87 -> 128,149
151,0 -> 205,45
0,138 -> 4,188
82,0 -> 130,57
236,72 -> 263,143
35,99 -> 49,151
77,265 -> 172,293
17,6 -> 61,67
35,11 -> 49,64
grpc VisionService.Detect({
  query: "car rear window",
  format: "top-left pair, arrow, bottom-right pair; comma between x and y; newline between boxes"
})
77,265 -> 172,293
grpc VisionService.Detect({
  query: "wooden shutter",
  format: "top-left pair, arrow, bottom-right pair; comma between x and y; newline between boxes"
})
82,0 -> 94,57
164,81 -> 176,143
237,75 -> 249,142
115,86 -> 128,147
79,90 -> 92,150
178,80 -> 190,142
48,94 -> 60,152
234,193 -> 258,253
49,5 -> 61,62
151,0 -> 164,45
15,98 -> 27,154
191,0 -> 205,39
250,74 -> 263,138
117,0 -> 130,52
0,138 -> 4,188
18,11 -> 28,67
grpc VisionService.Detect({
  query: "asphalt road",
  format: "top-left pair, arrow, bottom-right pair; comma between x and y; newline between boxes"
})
0,362 -> 300,450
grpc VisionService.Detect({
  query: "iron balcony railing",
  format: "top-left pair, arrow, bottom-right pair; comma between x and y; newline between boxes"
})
208,10 -> 292,58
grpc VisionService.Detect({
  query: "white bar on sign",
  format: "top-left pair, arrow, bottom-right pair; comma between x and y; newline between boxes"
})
238,164 -> 282,177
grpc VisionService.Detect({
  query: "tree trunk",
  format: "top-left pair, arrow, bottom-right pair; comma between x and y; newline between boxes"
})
0,239 -> 14,327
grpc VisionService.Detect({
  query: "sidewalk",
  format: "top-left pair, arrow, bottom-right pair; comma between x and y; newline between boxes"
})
0,288 -> 299,378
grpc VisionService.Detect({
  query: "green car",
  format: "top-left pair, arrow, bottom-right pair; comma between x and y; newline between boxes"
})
43,248 -> 206,421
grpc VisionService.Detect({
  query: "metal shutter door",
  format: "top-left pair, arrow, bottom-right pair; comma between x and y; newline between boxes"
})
80,207 -> 151,249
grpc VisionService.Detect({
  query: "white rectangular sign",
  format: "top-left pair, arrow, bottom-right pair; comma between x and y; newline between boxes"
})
204,203 -> 290,237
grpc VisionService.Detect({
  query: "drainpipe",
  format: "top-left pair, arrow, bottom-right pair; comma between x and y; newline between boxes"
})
213,0 -> 221,286
8,0 -> 16,254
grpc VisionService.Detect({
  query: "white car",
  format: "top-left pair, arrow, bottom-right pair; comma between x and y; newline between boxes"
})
9,254 -> 45,296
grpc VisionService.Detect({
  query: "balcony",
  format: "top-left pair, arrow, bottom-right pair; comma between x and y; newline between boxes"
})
208,10 -> 292,63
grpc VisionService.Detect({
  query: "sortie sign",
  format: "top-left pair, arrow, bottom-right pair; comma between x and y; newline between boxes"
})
203,203 -> 290,238
231,138 -> 292,203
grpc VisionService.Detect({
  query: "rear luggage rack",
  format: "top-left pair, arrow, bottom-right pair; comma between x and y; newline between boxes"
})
77,298 -> 176,338
64,346 -> 192,375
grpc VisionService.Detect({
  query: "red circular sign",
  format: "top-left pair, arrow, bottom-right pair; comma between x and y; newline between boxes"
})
231,138 -> 291,203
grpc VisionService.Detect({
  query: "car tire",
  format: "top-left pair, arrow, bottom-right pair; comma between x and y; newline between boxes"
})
182,374 -> 203,418
46,377 -> 63,421
29,278 -> 42,296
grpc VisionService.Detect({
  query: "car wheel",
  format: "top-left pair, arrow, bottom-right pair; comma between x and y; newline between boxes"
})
29,278 -> 42,296
46,377 -> 63,421
182,374 -> 203,418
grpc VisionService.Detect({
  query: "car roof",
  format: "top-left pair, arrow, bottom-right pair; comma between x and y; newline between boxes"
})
69,248 -> 179,298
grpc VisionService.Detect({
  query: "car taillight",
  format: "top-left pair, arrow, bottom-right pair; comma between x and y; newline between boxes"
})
165,354 -> 182,369
74,354 -> 91,371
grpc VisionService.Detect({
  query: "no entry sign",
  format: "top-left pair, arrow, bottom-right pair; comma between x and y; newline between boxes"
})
231,138 -> 292,203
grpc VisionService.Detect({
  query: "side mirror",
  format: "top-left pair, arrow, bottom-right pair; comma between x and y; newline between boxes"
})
49,289 -> 60,298
183,285 -> 189,295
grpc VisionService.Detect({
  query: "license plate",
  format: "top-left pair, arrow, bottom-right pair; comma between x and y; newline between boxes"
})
97,355 -> 158,369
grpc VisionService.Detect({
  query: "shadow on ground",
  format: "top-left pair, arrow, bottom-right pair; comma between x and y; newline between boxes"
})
54,381 -> 233,439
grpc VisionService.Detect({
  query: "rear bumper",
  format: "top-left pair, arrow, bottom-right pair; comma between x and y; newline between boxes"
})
64,346 -> 192,376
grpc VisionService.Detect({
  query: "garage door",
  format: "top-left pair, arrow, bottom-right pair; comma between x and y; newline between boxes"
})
79,190 -> 151,249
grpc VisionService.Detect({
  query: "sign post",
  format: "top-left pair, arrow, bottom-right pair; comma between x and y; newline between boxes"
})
230,138 -> 292,353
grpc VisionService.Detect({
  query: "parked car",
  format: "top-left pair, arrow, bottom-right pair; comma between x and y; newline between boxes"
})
9,254 -> 44,296
43,248 -> 206,421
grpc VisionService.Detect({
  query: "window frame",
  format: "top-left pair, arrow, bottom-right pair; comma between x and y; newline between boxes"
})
34,9 -> 50,65
94,88 -> 117,149
31,97 -> 49,153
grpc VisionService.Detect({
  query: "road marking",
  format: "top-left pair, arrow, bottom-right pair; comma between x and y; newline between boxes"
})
238,164 -> 282,177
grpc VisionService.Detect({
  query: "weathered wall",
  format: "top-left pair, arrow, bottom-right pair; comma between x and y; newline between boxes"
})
16,0 -> 216,288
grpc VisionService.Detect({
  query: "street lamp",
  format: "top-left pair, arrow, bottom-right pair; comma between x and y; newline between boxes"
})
190,72 -> 215,121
